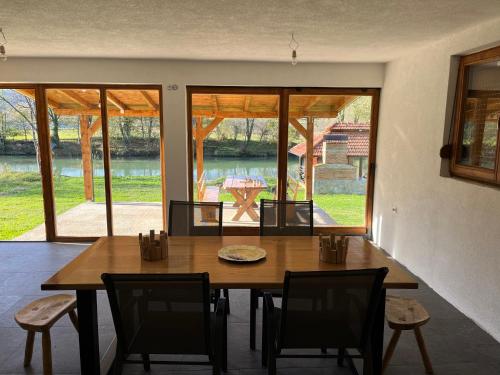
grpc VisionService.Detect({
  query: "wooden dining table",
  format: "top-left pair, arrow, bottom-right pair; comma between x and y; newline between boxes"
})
42,235 -> 417,375
222,176 -> 268,221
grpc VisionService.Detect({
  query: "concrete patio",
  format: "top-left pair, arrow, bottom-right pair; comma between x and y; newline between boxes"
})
15,201 -> 336,240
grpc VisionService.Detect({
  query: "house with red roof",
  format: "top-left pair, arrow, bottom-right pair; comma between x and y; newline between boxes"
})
288,122 -> 370,181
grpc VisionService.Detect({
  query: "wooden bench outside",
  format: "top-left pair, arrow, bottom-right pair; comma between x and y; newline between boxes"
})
197,171 -> 220,222
15,294 -> 78,375
197,171 -> 220,202
286,175 -> 303,201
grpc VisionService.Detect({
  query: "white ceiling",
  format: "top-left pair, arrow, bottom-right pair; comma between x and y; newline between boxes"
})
2,0 -> 500,62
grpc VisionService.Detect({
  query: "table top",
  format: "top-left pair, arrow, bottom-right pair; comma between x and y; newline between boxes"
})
42,236 -> 417,291
222,175 -> 268,190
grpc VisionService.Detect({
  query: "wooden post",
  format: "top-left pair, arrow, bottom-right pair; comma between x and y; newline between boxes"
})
195,117 -> 204,193
80,115 -> 93,201
305,117 -> 314,200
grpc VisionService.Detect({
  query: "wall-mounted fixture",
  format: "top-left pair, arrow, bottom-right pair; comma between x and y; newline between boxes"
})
289,33 -> 299,66
0,28 -> 7,62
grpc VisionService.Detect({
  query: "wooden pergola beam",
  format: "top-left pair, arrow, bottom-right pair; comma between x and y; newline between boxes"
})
79,115 -> 93,201
305,97 -> 321,111
89,117 -> 102,136
106,92 -> 127,113
211,95 -> 219,113
191,110 -> 338,118
140,90 -> 159,110
195,117 -> 204,193
289,118 -> 308,139
14,89 -> 60,108
244,96 -> 252,112
52,108 -> 159,117
58,90 -> 94,109
200,117 -> 224,139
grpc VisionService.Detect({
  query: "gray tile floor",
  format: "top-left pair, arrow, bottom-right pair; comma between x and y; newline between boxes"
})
0,242 -> 499,374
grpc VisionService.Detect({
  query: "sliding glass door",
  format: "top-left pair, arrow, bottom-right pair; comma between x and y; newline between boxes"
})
106,89 -> 163,235
0,87 -> 46,240
190,90 -> 280,226
286,93 -> 373,227
188,87 -> 379,235
39,85 -> 165,241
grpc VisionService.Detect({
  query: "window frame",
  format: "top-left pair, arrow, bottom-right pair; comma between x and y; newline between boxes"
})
186,86 -> 380,236
450,45 -> 500,185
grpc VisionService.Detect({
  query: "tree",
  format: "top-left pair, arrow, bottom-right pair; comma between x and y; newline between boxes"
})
48,108 -> 61,148
0,92 -> 41,170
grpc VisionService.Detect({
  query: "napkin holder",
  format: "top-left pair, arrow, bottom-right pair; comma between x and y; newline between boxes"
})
139,230 -> 168,261
319,234 -> 349,264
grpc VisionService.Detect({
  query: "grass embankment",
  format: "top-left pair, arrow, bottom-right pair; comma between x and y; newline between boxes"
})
1,172 -> 365,240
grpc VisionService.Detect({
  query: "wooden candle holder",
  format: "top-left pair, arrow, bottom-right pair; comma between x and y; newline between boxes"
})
139,230 -> 168,261
319,234 -> 349,264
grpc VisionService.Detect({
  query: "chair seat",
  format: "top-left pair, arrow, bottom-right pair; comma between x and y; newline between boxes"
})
386,295 -> 430,330
15,294 -> 76,332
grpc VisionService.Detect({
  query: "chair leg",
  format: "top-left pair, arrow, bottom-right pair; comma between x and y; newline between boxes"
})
267,348 -> 276,375
414,326 -> 433,374
223,289 -> 230,315
68,309 -> 79,331
262,300 -> 268,367
250,289 -> 257,350
142,354 -> 151,371
41,330 -> 52,375
23,331 -> 35,367
382,329 -> 401,373
337,347 -> 346,367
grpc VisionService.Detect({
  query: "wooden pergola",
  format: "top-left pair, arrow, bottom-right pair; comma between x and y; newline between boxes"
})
15,88 -> 160,200
191,93 -> 358,199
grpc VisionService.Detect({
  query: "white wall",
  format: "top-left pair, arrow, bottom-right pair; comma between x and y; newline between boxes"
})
0,59 -> 384,201
374,16 -> 500,341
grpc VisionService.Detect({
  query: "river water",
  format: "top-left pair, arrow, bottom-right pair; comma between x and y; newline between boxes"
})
0,155 -> 299,180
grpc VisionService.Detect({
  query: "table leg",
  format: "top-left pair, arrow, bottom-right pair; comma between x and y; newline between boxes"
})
76,290 -> 100,375
370,288 -> 386,375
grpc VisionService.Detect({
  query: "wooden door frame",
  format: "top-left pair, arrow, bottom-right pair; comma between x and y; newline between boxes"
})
186,86 -> 380,236
0,83 -> 165,242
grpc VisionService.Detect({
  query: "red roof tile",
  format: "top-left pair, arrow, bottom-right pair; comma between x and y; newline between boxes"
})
288,122 -> 370,158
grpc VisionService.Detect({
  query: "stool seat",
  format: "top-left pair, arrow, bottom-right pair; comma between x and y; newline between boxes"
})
383,295 -> 433,374
15,294 -> 76,332
386,295 -> 430,330
15,294 -> 78,375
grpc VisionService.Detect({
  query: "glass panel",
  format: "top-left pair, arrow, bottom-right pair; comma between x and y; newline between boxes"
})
191,93 -> 279,226
106,89 -> 163,235
0,88 -> 46,240
47,88 -> 107,237
287,95 -> 372,227
458,60 -> 500,169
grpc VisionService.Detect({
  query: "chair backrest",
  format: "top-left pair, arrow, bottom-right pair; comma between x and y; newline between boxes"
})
259,199 -> 313,236
168,200 -> 223,236
102,273 -> 212,356
278,268 -> 388,352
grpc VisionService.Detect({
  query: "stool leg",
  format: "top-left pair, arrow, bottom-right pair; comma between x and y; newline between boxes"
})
414,326 -> 433,374
23,331 -> 35,367
42,330 -> 53,375
68,309 -> 79,331
382,329 -> 401,373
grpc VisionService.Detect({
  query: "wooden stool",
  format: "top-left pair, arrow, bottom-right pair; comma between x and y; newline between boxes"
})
15,294 -> 78,375
383,296 -> 433,374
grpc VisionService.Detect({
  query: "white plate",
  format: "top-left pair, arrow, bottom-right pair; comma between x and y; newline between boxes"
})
218,245 -> 267,262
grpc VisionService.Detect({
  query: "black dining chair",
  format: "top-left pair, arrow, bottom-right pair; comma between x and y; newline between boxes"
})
250,199 -> 314,350
102,272 -> 227,375
168,200 -> 230,313
263,268 -> 388,375
168,200 -> 223,236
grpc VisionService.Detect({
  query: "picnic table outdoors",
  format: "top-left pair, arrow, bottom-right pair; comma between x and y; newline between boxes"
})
222,176 -> 268,221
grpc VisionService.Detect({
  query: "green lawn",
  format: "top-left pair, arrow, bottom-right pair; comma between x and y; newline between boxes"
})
1,172 -> 365,240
